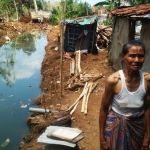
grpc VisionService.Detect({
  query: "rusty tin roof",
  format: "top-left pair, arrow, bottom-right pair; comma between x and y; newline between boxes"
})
110,3 -> 150,17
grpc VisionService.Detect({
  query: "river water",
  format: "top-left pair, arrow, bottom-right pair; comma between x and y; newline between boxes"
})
0,30 -> 48,150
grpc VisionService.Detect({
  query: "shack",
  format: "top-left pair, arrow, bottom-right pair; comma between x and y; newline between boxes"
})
64,15 -> 99,54
109,3 -> 150,72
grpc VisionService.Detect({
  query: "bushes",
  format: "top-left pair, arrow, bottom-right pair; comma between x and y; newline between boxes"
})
103,18 -> 113,25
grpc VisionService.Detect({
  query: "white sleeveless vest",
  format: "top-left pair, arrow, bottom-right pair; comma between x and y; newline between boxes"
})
111,70 -> 146,116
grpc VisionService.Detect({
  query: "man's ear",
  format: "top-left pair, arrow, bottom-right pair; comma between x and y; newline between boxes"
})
120,53 -> 124,68
120,53 -> 124,59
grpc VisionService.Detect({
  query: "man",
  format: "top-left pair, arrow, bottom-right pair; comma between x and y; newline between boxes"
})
99,40 -> 150,150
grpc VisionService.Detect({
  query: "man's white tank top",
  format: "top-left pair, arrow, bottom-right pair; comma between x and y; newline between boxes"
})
111,70 -> 146,116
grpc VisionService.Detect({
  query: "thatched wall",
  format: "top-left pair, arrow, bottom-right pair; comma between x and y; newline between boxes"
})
109,17 -> 129,70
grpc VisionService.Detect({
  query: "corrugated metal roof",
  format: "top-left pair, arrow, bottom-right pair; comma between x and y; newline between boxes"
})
110,3 -> 150,17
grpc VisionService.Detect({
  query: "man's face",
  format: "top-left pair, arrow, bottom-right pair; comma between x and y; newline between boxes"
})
122,45 -> 145,70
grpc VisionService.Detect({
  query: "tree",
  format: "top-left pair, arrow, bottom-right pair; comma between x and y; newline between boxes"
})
33,0 -> 38,14
14,0 -> 19,21
49,0 -> 92,25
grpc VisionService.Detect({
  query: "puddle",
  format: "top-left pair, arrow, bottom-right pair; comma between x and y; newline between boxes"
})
0,30 -> 48,150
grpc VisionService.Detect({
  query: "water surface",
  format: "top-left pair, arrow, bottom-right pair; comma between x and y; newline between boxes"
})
0,30 -> 48,150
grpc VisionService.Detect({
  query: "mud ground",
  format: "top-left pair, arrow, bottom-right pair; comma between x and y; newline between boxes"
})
0,21 -> 114,150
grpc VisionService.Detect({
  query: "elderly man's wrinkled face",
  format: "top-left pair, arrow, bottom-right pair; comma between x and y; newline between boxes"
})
122,45 -> 145,70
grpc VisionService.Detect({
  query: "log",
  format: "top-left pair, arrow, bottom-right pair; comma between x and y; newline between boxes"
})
70,60 -> 75,75
66,67 -> 87,85
91,74 -> 103,82
67,82 -> 85,90
97,25 -> 112,31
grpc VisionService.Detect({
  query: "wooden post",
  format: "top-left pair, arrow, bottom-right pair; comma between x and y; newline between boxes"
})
60,25 -> 64,97
60,0 -> 66,97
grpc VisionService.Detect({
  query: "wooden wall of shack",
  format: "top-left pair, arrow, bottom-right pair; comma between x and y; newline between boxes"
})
64,22 -> 98,54
109,16 -> 150,72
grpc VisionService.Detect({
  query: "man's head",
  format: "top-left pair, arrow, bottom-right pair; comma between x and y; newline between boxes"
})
122,40 -> 146,55
121,40 -> 146,70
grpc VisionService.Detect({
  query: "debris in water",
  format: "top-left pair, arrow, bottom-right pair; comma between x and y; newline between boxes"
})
1,138 -> 10,147
28,84 -> 33,87
8,95 -> 14,97
20,102 -> 28,108
20,104 -> 28,108
0,99 -> 5,101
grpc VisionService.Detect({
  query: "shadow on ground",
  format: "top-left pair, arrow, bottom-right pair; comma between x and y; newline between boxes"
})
44,144 -> 80,150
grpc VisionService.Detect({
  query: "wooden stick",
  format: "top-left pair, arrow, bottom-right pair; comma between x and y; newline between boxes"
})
84,82 -> 93,115
77,50 -> 82,77
81,82 -> 91,113
75,50 -> 78,74
60,24 -> 64,97
70,60 -> 75,75
69,101 -> 79,115
91,81 -> 99,92
66,82 -> 88,112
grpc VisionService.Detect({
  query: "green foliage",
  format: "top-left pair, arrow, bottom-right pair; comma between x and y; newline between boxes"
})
48,6 -> 61,25
49,0 -> 93,25
105,0 -> 121,10
0,0 -> 48,20
36,0 -> 43,10
94,1 -> 109,6
103,17 -> 113,25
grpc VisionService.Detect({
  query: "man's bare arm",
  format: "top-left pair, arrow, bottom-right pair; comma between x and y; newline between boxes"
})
142,73 -> 150,149
99,73 -> 119,149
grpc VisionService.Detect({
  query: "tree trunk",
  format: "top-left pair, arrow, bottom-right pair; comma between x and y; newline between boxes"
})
33,0 -> 38,15
14,0 -> 19,21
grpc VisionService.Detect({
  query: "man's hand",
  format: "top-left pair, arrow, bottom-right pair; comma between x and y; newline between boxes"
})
100,139 -> 108,150
141,137 -> 150,150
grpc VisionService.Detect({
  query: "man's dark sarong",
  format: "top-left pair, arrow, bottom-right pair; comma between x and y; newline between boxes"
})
105,110 -> 146,150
